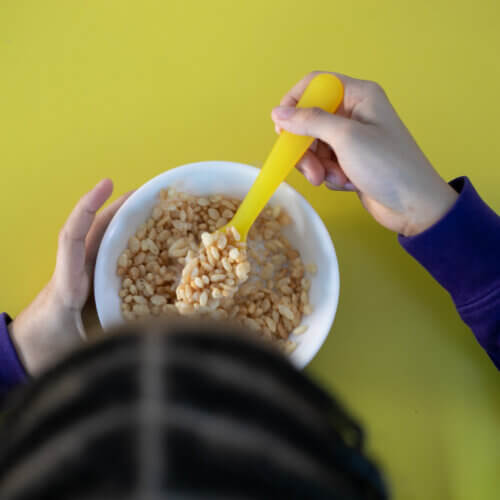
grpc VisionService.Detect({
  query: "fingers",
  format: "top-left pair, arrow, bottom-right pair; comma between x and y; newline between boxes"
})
56,179 -> 114,285
296,152 -> 356,192
279,72 -> 320,107
85,190 -> 134,267
272,106 -> 351,145
278,70 -> 363,117
61,179 -> 114,242
277,71 -> 392,124
279,71 -> 350,107
323,161 -> 356,191
316,140 -> 332,160
324,183 -> 357,192
324,159 -> 346,186
274,71 -> 384,193
296,151 -> 326,186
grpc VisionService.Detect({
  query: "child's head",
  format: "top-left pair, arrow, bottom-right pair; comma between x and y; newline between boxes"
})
0,320 -> 388,499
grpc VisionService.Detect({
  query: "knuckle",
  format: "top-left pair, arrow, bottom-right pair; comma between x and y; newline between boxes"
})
303,71 -> 327,88
310,106 -> 324,118
58,228 -> 68,245
327,119 -> 357,147
301,106 -> 323,121
364,80 -> 386,97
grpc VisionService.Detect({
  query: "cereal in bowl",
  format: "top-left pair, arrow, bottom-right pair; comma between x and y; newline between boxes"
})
116,188 -> 315,352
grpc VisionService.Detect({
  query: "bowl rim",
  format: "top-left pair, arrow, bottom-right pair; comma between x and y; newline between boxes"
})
94,160 -> 340,368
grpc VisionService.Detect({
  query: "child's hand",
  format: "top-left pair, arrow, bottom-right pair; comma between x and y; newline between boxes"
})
272,71 -> 458,236
9,179 -> 132,375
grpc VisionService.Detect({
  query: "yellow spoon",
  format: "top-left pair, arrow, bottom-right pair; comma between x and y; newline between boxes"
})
225,73 -> 344,241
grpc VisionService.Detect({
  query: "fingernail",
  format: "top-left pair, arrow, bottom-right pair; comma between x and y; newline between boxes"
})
273,106 -> 295,120
344,182 -> 356,191
325,171 -> 340,185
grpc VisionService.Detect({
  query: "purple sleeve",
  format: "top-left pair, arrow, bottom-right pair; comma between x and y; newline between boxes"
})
399,177 -> 500,369
0,312 -> 28,398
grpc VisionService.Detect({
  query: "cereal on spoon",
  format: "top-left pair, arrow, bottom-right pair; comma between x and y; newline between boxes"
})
116,187 -> 315,353
175,226 -> 250,315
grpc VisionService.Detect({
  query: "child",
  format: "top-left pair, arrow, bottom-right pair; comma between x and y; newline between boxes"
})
0,321 -> 390,499
2,71 -> 499,398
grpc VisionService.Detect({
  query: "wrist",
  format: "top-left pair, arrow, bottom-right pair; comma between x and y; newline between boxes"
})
9,285 -> 52,375
10,281 -> 84,375
403,180 -> 458,237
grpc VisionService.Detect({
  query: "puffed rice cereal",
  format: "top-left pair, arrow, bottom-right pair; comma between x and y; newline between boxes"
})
116,188 -> 316,352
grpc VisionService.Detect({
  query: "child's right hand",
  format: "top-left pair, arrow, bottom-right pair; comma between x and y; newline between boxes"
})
271,71 -> 458,237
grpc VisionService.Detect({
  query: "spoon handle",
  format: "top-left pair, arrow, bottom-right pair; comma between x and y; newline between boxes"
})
231,74 -> 343,240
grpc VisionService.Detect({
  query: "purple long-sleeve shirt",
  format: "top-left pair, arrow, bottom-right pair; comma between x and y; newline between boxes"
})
1,177 -> 499,398
0,313 -> 27,395
399,177 -> 500,369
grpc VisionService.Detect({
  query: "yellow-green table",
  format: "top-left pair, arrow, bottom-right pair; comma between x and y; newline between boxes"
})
1,1 -> 499,498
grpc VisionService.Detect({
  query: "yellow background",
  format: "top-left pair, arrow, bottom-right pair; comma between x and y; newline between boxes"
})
1,1 -> 499,498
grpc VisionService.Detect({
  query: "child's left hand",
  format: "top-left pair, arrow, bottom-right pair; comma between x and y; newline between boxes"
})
8,179 -> 132,375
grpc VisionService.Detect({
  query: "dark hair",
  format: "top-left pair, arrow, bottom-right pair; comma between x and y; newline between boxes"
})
0,320 -> 388,499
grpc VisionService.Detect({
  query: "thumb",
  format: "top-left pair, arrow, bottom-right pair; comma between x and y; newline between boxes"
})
55,179 -> 113,297
271,106 -> 349,145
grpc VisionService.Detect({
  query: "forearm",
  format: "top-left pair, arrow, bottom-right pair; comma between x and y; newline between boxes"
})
399,177 -> 500,368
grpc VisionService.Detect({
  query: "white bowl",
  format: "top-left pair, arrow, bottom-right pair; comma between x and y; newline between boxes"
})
94,161 -> 339,368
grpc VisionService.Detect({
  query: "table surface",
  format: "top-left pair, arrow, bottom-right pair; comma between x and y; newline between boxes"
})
1,1 -> 499,498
